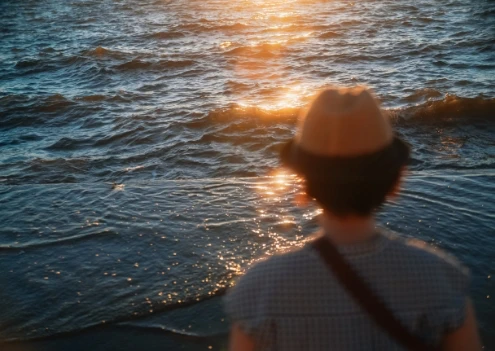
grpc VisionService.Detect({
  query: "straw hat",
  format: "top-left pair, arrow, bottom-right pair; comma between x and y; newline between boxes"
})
280,87 -> 409,183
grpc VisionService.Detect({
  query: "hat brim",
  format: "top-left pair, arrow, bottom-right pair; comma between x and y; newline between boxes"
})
280,136 -> 410,184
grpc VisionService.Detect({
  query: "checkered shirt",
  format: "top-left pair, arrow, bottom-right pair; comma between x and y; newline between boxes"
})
224,230 -> 469,350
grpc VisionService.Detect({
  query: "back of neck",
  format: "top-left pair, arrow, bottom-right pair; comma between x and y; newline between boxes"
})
319,211 -> 376,245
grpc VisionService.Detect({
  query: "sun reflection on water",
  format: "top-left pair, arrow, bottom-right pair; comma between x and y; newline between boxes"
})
233,170 -> 316,266
222,0 -> 318,110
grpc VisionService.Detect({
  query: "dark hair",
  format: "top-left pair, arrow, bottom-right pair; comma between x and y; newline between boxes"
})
305,167 -> 402,217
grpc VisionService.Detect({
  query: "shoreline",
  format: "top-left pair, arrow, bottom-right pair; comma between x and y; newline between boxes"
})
0,325 -> 228,351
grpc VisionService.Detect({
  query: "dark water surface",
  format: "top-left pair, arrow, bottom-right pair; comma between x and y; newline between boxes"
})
0,0 -> 494,349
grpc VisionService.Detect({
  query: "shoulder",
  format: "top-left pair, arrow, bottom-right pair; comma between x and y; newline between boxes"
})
384,231 -> 472,332
224,245 -> 313,319
230,245 -> 313,292
385,230 -> 467,269
382,230 -> 470,293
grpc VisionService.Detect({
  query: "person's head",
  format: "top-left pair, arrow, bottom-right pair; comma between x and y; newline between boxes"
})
280,86 -> 410,218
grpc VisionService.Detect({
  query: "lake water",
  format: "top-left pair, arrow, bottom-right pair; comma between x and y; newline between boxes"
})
0,0 -> 494,349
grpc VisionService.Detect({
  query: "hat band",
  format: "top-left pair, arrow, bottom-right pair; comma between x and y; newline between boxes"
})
280,137 -> 410,183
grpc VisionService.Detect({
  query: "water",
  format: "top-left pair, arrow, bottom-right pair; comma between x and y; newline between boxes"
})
0,0 -> 494,348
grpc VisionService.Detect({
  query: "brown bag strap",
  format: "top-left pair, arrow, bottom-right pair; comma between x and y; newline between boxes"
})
311,236 -> 438,351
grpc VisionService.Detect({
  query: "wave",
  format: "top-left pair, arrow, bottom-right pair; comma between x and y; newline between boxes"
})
44,124 -> 154,153
85,46 -> 110,56
1,287 -> 228,342
1,91 -> 141,128
188,95 -> 487,128
0,94 -> 76,129
318,31 -> 342,39
93,126 -> 147,147
224,42 -> 286,59
14,59 -> 41,69
74,93 -> 133,103
147,31 -> 186,39
1,92 -> 493,184
0,230 -> 117,252
402,88 -> 443,103
225,80 -> 253,93
261,24 -> 317,34
176,21 -> 249,33
13,47 -> 178,76
0,93 -> 31,107
183,105 -> 298,130
82,46 -> 125,60
477,8 -> 495,17
339,19 -> 363,26
14,55 -> 92,74
215,23 -> 249,31
75,94 -> 107,102
395,95 -> 495,123
115,323 -> 227,340
114,59 -> 196,71
192,94 -> 494,129
45,136 -> 92,151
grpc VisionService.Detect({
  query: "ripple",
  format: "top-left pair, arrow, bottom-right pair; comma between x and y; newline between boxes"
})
318,31 -> 342,39
14,59 -> 41,69
147,31 -> 186,39
114,59 -> 196,71
0,174 -> 493,341
0,230 -> 118,252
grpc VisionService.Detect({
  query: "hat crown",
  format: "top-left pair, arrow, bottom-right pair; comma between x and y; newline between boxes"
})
295,87 -> 393,157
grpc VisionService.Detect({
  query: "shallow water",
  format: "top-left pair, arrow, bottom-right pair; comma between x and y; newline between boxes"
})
0,0 -> 494,348
0,174 -> 494,347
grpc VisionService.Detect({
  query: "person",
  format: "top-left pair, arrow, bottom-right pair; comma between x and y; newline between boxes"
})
224,87 -> 481,350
